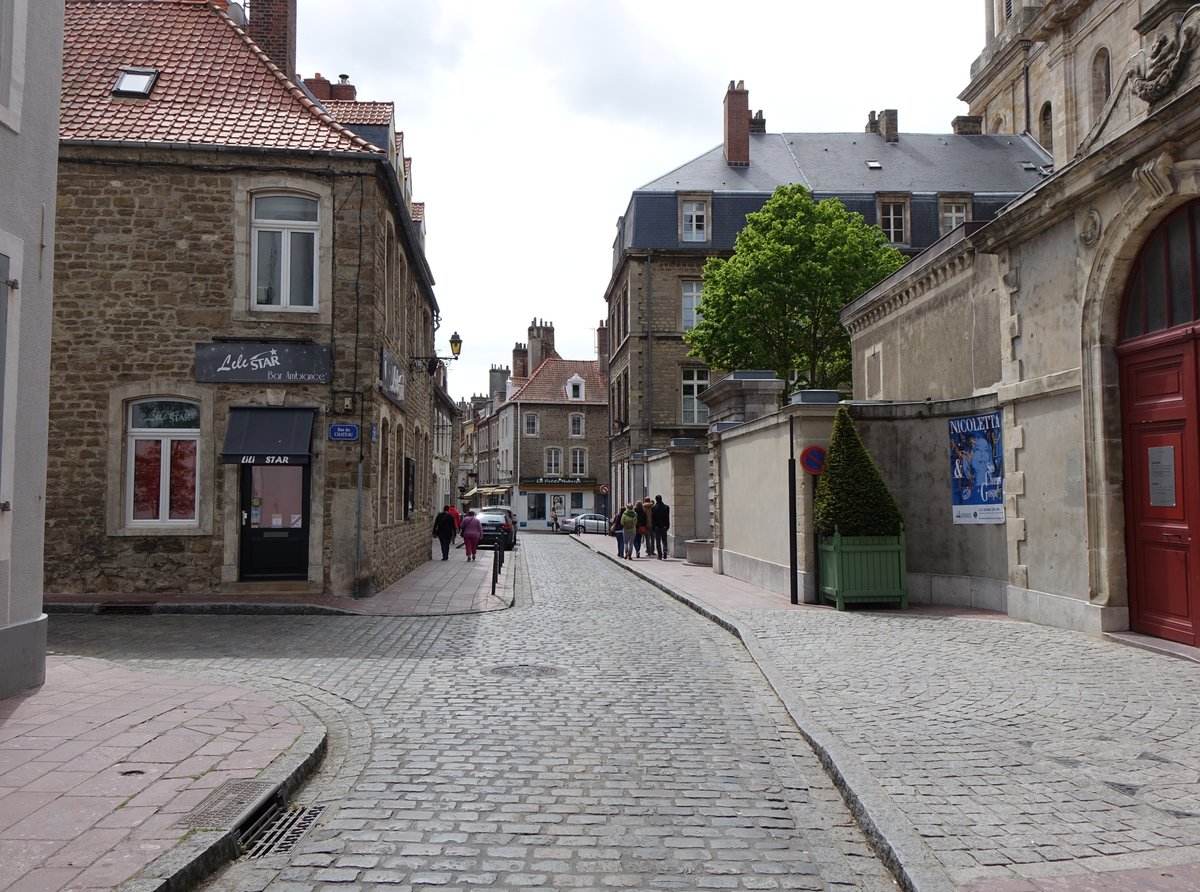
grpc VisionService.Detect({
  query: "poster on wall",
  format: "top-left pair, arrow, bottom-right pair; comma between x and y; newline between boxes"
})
948,410 -> 1004,524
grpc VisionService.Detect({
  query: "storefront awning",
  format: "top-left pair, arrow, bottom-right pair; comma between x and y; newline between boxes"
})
462,486 -> 479,497
221,407 -> 315,465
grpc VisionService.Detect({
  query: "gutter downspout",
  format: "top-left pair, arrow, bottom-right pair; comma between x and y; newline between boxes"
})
646,253 -> 653,456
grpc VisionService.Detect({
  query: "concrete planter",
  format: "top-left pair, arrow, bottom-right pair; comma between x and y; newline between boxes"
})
685,539 -> 714,566
818,530 -> 907,610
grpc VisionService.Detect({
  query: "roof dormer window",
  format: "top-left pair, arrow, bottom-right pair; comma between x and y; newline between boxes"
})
113,68 -> 159,98
566,373 -> 585,400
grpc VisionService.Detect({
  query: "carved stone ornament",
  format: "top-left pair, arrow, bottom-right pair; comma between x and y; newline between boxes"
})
1079,209 -> 1102,247
1133,22 -> 1196,103
1133,152 -> 1177,200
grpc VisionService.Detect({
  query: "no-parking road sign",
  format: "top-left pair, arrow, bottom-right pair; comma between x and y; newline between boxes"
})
800,445 -> 827,475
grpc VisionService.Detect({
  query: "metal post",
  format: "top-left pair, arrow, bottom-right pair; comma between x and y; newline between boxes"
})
788,415 -> 798,606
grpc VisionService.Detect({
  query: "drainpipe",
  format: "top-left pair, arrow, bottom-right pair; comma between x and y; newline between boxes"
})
646,253 -> 654,452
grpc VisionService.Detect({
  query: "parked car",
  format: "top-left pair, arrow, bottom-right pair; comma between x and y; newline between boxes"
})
476,512 -> 516,550
481,505 -> 518,544
560,512 -> 610,534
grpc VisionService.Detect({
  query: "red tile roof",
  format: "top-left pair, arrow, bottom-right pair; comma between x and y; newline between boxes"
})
511,359 -> 607,404
324,100 -> 394,126
62,0 -> 380,153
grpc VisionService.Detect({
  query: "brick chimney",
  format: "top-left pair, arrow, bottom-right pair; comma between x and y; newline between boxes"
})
489,365 -> 510,400
865,110 -> 879,134
723,80 -> 750,167
879,109 -> 899,143
303,72 -> 331,100
512,342 -> 528,379
952,115 -> 983,135
330,73 -> 357,101
528,319 -> 556,370
595,321 -> 608,362
749,109 -> 766,134
247,0 -> 297,80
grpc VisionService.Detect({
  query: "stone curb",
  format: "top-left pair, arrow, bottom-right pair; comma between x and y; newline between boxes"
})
117,688 -> 329,892
572,535 -> 954,892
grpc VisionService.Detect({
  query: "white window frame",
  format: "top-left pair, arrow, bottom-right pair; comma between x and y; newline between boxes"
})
682,280 -> 703,331
566,373 -> 585,401
125,398 -> 201,527
939,196 -> 971,236
681,196 -> 709,243
251,193 -> 320,312
682,369 -> 710,425
524,412 -> 539,436
0,0 -> 26,132
545,447 -> 562,476
570,447 -> 587,476
878,196 -> 909,245
569,413 -> 584,437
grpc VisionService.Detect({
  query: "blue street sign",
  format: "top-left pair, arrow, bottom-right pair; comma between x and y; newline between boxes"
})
800,445 -> 827,475
328,423 -> 360,442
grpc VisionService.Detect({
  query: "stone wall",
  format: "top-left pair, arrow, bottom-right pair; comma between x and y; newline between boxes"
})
47,146 -> 435,596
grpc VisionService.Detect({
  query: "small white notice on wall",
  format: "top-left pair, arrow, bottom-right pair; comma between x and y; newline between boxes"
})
1148,446 -> 1177,507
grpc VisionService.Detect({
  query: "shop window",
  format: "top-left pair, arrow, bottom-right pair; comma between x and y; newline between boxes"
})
126,399 -> 200,525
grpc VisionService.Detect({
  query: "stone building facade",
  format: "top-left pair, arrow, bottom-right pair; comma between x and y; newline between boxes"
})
844,0 -> 1200,645
603,80 -> 1051,511
0,0 -> 60,696
46,0 -> 444,600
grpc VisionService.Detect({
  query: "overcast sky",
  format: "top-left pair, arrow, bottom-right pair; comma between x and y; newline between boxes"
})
293,1 -> 986,404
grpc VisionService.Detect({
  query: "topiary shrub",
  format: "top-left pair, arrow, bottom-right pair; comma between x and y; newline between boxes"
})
814,406 -> 904,537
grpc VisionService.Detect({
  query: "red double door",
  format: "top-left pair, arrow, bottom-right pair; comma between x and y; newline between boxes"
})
1121,334 -> 1200,645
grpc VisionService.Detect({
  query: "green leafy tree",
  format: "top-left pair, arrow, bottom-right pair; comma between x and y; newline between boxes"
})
684,184 -> 905,395
814,406 -> 904,537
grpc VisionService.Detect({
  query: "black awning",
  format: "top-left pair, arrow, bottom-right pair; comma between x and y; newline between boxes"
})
221,407 -> 315,465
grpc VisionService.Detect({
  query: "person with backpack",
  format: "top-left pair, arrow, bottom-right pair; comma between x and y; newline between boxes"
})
620,503 -> 638,559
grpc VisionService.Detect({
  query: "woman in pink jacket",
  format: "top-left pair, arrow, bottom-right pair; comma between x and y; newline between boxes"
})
459,510 -> 483,561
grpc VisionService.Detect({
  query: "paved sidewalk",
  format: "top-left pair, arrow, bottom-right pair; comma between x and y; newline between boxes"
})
567,530 -> 1200,892
43,540 -> 515,617
3,547 -> 517,891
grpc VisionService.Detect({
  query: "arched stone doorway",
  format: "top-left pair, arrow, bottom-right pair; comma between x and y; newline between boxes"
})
1118,198 -> 1200,645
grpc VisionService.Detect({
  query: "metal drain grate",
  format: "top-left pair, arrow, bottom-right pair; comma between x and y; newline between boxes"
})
244,805 -> 327,858
488,663 -> 562,678
180,780 -> 275,829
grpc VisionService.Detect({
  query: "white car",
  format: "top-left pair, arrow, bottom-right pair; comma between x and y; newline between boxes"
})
561,513 -> 610,534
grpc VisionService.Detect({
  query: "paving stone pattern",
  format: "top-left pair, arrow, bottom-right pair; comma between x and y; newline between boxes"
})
733,609 -> 1200,888
47,537 -> 897,891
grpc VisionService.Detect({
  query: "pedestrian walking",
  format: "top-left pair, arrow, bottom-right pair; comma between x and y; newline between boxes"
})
448,504 -> 461,543
620,503 -> 638,558
642,498 -> 656,557
633,501 -> 648,558
609,510 -> 625,556
651,494 -> 671,559
433,505 -> 456,560
550,509 -> 559,532
460,510 -> 483,561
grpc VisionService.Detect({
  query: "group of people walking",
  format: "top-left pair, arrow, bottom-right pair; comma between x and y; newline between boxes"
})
432,505 -> 484,561
610,495 -> 670,560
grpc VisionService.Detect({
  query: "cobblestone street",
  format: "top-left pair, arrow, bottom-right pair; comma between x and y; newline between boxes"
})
46,537 -> 897,891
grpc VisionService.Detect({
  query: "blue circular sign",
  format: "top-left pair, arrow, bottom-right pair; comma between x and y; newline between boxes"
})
800,445 -> 827,475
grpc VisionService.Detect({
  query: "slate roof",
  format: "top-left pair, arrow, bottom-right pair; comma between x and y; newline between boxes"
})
62,0 -> 379,153
639,132 -> 1051,195
510,359 -> 607,405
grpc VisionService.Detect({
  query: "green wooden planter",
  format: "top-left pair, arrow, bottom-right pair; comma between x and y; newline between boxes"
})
818,529 -> 907,610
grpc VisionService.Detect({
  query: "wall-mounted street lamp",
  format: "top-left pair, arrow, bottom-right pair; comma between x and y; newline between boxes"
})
411,331 -> 463,375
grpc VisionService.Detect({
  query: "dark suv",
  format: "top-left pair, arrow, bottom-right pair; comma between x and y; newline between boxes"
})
476,512 -> 516,550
